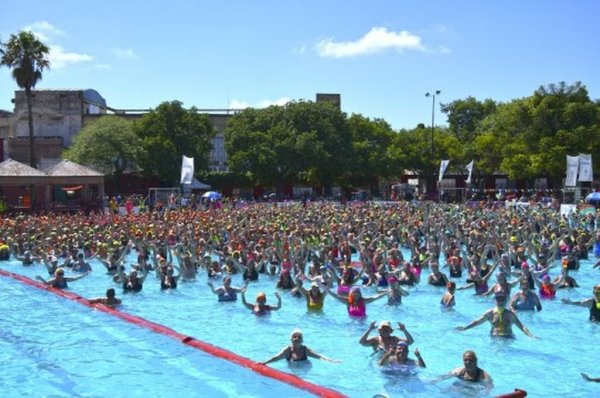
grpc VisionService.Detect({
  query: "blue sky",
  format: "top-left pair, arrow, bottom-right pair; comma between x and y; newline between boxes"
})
1,0 -> 599,130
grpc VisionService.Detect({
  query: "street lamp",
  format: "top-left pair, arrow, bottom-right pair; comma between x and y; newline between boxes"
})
425,90 -> 441,197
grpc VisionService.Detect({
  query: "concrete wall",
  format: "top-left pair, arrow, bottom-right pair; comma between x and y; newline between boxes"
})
12,90 -> 85,147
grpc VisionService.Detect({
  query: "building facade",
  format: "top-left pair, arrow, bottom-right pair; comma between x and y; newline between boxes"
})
0,89 -> 232,171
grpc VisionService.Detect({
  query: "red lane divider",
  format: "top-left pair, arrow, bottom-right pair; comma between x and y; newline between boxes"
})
0,269 -> 347,398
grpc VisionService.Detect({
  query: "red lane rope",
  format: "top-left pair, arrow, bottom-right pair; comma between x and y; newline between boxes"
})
0,269 -> 347,398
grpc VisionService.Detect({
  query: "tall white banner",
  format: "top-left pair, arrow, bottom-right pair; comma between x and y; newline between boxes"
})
565,155 -> 579,187
465,160 -> 474,184
438,160 -> 450,182
180,156 -> 194,184
578,153 -> 593,182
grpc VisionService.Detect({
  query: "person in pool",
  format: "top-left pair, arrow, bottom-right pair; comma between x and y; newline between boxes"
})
359,320 -> 415,352
241,290 -> 281,315
435,350 -> 492,384
456,293 -> 535,338
509,279 -> 542,312
297,280 -> 328,311
15,250 -> 41,266
386,275 -> 409,305
456,262 -> 498,296
378,341 -> 425,368
207,275 -> 247,302
328,286 -> 387,318
88,288 -> 122,308
36,267 -> 89,289
440,281 -> 456,309
260,329 -> 340,365
561,284 -> 600,322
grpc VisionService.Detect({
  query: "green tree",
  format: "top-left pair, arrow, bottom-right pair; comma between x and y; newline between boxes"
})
475,82 -> 600,185
226,101 -> 352,195
0,31 -> 50,168
134,101 -> 215,185
441,97 -> 497,144
63,116 -> 142,175
346,114 -> 398,191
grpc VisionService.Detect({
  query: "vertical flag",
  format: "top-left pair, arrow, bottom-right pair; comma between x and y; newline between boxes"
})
439,160 -> 450,182
465,160 -> 474,184
565,155 -> 579,187
180,156 -> 194,184
578,153 -> 593,182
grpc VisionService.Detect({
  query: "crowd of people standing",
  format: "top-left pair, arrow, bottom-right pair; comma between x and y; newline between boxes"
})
1,197 -> 599,393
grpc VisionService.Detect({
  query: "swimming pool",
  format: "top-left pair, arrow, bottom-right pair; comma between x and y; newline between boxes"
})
0,277 -> 319,398
1,249 -> 599,397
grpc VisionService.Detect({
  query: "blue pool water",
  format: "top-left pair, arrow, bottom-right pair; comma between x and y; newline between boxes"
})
1,250 -> 599,397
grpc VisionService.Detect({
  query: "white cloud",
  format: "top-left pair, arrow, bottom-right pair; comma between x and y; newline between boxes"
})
229,97 -> 291,109
19,21 -> 93,69
49,45 -> 93,69
229,99 -> 250,109
257,97 -> 291,107
23,20 -> 64,41
315,27 -> 424,58
112,48 -> 138,59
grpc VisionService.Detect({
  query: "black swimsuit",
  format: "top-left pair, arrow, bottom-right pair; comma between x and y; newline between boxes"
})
458,367 -> 482,382
590,300 -> 600,322
286,346 -> 308,362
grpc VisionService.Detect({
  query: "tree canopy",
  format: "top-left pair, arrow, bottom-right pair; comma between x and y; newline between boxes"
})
134,101 -> 215,185
226,100 -> 354,192
63,116 -> 142,175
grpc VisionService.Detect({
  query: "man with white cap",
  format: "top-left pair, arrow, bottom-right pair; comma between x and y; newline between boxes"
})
359,320 -> 415,353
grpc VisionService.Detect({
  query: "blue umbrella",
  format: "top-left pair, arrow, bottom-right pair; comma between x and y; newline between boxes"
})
585,191 -> 600,204
201,191 -> 222,201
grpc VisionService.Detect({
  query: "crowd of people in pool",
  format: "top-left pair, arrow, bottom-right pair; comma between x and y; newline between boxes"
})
1,198 -> 599,391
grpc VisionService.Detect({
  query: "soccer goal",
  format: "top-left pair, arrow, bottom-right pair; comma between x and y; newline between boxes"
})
148,187 -> 180,209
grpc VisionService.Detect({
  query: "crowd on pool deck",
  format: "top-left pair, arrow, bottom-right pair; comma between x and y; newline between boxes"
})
1,197 -> 600,388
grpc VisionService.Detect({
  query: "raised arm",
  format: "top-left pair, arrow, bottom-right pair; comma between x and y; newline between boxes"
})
65,271 -> 90,282
305,347 -> 341,363
359,321 -> 377,347
272,292 -> 282,311
456,310 -> 491,332
261,346 -> 291,365
240,290 -> 254,310
561,297 -> 593,307
398,323 -> 415,345
363,291 -> 388,304
327,289 -> 349,304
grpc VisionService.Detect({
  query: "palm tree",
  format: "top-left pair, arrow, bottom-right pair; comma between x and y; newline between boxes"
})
0,31 -> 50,168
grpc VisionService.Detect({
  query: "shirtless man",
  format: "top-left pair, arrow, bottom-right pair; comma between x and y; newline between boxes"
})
456,293 -> 535,338
88,288 -> 122,308
359,320 -> 414,352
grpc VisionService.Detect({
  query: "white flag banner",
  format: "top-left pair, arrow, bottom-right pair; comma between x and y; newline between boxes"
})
578,153 -> 593,182
465,160 -> 474,184
565,155 -> 579,187
180,156 -> 194,185
439,160 -> 450,182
